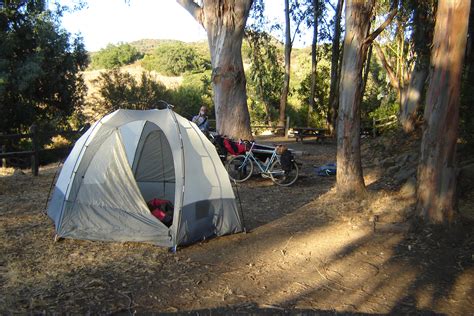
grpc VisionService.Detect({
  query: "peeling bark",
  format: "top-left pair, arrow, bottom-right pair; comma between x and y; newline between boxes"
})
177,0 -> 253,139
400,65 -> 428,132
417,0 -> 471,224
336,0 -> 375,196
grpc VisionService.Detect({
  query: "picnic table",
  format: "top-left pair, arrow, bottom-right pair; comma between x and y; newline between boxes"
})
293,127 -> 330,143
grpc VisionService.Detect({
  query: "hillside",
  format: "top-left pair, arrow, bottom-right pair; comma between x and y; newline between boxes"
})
127,39 -> 209,55
82,37 -> 312,102
89,37 -> 310,68
82,63 -> 183,93
83,38 -> 331,127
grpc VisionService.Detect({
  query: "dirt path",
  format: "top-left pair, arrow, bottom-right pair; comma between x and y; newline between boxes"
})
1,137 -> 473,314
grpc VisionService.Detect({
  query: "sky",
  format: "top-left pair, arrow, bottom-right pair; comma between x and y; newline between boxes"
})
58,0 -> 310,52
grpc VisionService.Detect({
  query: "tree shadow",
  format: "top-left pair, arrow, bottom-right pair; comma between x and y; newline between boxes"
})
256,217 -> 474,315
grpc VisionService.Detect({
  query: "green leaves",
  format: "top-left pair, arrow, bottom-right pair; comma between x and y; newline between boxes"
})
90,43 -> 143,69
245,30 -> 283,123
141,42 -> 210,76
91,69 -> 212,119
0,0 -> 88,133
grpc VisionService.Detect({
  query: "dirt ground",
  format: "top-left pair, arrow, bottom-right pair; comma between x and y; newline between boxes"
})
0,135 -> 473,315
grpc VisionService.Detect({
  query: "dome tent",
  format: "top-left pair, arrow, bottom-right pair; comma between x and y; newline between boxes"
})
47,108 -> 243,247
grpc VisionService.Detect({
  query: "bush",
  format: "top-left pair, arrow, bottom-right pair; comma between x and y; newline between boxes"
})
141,42 -> 210,76
90,43 -> 143,69
91,69 -> 169,114
90,69 -> 213,119
167,86 -> 205,118
296,63 -> 331,127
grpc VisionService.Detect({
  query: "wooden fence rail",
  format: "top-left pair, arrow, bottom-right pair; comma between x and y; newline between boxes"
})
208,119 -> 290,137
372,115 -> 398,137
0,124 -> 82,176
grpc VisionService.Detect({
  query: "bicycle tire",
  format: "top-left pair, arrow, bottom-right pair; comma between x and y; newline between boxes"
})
269,159 -> 299,186
226,155 -> 254,183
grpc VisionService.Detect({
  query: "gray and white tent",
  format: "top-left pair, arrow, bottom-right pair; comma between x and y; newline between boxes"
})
47,108 -> 243,247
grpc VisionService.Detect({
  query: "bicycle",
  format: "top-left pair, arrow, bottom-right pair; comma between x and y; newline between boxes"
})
226,142 -> 299,186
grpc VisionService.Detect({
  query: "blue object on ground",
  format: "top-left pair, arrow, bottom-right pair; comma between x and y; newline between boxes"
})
315,163 -> 337,176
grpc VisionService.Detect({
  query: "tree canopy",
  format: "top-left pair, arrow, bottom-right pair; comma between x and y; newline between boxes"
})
0,0 -> 88,133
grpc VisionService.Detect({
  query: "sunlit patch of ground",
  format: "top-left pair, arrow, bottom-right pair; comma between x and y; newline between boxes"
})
0,167 -> 15,177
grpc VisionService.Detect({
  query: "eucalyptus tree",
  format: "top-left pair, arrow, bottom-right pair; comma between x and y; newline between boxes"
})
278,0 -> 312,126
399,0 -> 435,133
417,0 -> 471,224
244,0 -> 283,124
371,0 -> 435,133
177,0 -> 253,139
308,0 -> 325,125
246,30 -> 283,124
336,0 -> 398,195
327,0 -> 344,135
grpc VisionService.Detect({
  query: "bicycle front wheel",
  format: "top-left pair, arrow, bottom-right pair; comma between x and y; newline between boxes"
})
269,159 -> 299,186
226,155 -> 254,183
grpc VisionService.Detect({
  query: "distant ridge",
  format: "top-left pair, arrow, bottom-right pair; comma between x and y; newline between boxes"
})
128,39 -> 208,54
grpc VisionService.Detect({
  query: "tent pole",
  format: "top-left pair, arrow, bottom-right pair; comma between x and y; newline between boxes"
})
233,180 -> 247,233
167,106 -> 186,248
42,159 -> 64,215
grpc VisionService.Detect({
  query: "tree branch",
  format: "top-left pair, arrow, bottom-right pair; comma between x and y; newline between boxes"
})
176,0 -> 204,26
327,1 -> 336,12
291,18 -> 304,46
373,42 -> 400,91
364,0 -> 399,45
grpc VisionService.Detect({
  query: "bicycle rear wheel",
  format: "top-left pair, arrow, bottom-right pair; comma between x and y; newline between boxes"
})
226,155 -> 254,183
269,159 -> 299,186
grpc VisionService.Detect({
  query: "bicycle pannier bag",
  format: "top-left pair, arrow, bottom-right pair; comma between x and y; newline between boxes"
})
280,149 -> 293,172
223,138 -> 246,156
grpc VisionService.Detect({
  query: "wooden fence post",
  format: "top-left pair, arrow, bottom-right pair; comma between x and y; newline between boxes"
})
1,132 -> 6,169
1,145 -> 5,168
372,117 -> 376,138
30,124 -> 39,176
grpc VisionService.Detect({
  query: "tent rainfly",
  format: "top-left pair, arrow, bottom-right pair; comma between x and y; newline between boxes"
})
47,108 -> 243,247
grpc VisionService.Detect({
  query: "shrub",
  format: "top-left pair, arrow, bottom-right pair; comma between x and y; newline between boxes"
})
91,69 -> 169,114
91,43 -> 143,69
90,69 -> 213,120
142,42 -> 210,76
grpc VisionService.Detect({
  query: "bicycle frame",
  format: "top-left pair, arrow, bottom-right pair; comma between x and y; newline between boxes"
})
240,142 -> 279,174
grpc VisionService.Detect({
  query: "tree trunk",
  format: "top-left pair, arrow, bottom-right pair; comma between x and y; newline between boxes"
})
328,0 -> 344,135
417,0 -> 471,224
308,0 -> 319,125
279,0 -> 292,127
373,42 -> 411,111
373,43 -> 401,92
361,43 -> 373,97
400,0 -> 434,134
177,0 -> 253,140
337,0 -> 375,196
400,65 -> 428,132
